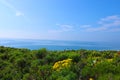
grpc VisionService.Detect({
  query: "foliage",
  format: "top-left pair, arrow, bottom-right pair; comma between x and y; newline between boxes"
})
0,46 -> 120,80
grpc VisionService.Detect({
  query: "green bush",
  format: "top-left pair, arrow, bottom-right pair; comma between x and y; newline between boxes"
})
0,46 -> 120,80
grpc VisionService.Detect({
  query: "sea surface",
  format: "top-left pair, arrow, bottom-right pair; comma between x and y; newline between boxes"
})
0,39 -> 120,50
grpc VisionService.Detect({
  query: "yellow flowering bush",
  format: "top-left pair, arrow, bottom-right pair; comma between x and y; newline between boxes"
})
89,78 -> 94,80
107,59 -> 113,62
53,59 -> 72,71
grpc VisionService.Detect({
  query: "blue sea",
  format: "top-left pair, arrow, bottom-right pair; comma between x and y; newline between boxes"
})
0,39 -> 120,50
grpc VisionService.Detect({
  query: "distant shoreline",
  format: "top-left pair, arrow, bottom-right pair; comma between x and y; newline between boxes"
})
0,39 -> 120,51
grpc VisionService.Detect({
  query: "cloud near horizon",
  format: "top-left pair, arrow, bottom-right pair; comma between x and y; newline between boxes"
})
48,24 -> 73,33
80,15 -> 120,32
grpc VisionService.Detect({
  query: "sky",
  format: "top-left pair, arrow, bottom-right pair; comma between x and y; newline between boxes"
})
0,0 -> 120,42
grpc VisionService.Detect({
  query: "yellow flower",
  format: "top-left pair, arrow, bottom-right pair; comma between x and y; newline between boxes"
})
89,78 -> 93,80
53,58 -> 72,71
107,59 -> 113,62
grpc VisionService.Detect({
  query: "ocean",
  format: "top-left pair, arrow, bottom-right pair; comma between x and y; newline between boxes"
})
0,39 -> 120,50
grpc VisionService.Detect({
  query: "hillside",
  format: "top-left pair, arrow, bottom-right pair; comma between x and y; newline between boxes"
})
0,46 -> 120,80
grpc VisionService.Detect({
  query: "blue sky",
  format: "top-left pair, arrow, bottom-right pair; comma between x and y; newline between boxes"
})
0,0 -> 120,42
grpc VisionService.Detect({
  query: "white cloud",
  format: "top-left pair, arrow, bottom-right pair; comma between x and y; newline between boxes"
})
0,0 -> 16,10
16,11 -> 24,16
100,15 -> 120,22
48,24 -> 73,33
0,0 -> 24,17
86,27 -> 107,32
81,15 -> 120,32
80,25 -> 91,28
109,28 -> 120,32
60,24 -> 73,31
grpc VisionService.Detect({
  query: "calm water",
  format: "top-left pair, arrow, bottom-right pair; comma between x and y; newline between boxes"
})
0,39 -> 120,50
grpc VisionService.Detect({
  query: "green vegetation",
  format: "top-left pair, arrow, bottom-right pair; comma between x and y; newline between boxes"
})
0,46 -> 120,80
